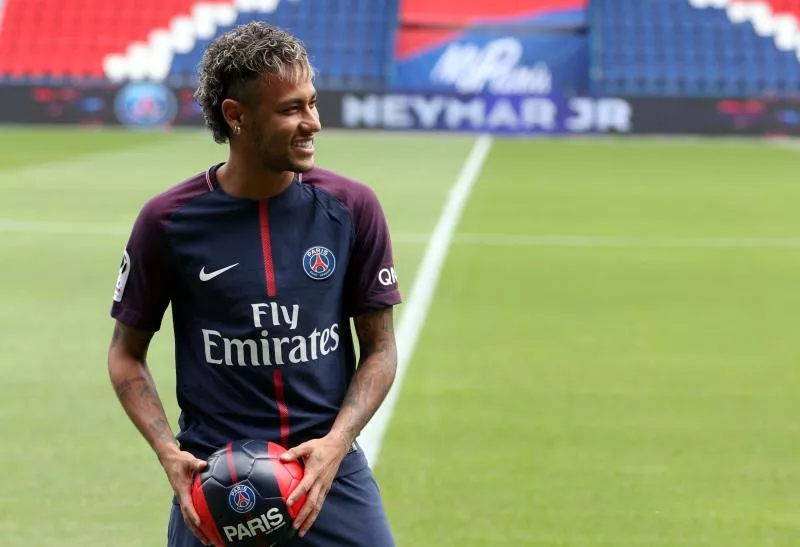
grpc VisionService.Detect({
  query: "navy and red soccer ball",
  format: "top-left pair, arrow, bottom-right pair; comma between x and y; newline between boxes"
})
191,440 -> 307,547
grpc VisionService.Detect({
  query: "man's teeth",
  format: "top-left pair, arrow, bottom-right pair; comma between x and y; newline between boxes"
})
293,140 -> 313,149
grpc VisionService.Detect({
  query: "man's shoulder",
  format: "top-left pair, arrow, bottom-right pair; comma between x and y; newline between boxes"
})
301,167 -> 379,215
137,170 -> 212,225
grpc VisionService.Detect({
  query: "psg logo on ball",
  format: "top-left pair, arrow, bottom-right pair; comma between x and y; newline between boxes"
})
228,484 -> 257,514
302,246 -> 336,280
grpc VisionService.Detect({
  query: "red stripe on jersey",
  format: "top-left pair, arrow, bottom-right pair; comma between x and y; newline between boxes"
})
258,201 -> 277,297
258,200 -> 290,446
273,369 -> 290,447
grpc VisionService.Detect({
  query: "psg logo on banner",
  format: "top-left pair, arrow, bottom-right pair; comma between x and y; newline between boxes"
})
114,83 -> 178,127
228,484 -> 257,514
302,246 -> 336,280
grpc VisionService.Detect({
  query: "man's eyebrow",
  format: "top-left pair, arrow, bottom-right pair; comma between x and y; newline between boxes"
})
277,93 -> 318,108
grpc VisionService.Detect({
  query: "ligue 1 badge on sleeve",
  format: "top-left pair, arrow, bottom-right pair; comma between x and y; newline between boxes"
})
113,250 -> 130,302
302,246 -> 336,280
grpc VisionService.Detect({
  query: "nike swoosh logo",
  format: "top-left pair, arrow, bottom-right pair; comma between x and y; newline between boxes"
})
199,263 -> 239,281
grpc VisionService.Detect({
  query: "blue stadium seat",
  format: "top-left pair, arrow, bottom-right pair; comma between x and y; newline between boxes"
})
591,0 -> 800,97
168,0 -> 397,90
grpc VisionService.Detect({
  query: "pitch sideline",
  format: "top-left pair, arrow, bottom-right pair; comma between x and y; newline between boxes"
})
357,134 -> 494,467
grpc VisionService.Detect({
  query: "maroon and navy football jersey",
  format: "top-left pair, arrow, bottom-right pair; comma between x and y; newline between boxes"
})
110,164 -> 401,459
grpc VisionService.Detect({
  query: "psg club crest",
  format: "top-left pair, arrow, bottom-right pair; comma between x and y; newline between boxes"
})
228,483 -> 257,514
113,83 -> 178,127
302,246 -> 336,280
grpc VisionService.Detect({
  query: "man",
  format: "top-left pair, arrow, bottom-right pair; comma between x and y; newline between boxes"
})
107,22 -> 400,547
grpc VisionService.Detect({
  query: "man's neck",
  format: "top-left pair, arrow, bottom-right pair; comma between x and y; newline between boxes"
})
216,154 -> 295,200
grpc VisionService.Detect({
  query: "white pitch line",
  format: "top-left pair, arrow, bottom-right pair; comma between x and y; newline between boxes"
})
357,135 -> 494,467
5,220 -> 800,250
0,220 -> 434,244
451,233 -> 800,249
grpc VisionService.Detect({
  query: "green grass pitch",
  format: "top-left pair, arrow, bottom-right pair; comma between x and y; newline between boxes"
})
1,127 -> 799,546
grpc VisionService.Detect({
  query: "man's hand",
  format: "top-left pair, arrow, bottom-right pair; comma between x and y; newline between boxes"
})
280,434 -> 350,537
108,320 -> 212,543
159,446 -> 211,545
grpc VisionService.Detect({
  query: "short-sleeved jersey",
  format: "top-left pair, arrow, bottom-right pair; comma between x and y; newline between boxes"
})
110,164 -> 401,459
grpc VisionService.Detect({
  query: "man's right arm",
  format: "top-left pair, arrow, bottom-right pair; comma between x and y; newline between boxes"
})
107,320 -> 179,462
107,198 -> 210,544
107,320 -> 210,544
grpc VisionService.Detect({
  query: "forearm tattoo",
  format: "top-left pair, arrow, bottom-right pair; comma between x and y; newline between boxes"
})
336,308 -> 398,445
110,322 -> 177,449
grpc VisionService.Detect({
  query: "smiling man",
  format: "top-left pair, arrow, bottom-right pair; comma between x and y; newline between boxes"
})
106,22 -> 401,547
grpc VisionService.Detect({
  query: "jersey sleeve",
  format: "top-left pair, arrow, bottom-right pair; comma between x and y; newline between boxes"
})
110,199 -> 173,332
345,186 -> 402,317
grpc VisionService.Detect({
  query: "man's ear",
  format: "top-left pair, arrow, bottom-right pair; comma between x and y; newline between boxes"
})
221,98 -> 245,134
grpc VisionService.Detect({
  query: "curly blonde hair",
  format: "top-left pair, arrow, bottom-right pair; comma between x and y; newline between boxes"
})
194,21 -> 314,143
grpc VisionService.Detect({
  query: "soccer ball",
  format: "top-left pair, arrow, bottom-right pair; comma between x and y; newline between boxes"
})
191,440 -> 307,547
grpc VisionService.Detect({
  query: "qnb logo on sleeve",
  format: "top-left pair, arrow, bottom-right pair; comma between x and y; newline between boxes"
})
377,266 -> 398,287
113,250 -> 130,302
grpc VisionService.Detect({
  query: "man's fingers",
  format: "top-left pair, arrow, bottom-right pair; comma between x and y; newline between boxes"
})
292,483 -> 318,530
161,451 -> 212,544
281,442 -> 311,462
180,502 -> 211,545
296,484 -> 324,537
286,473 -> 314,507
180,490 -> 203,530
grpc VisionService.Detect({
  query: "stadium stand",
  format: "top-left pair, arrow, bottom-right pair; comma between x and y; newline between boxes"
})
2,0 -> 798,97
0,0 -> 397,90
591,0 -> 800,97
165,0 -> 397,89
0,0 -> 201,79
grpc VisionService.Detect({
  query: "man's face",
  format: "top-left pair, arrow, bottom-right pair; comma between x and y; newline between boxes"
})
244,73 -> 321,173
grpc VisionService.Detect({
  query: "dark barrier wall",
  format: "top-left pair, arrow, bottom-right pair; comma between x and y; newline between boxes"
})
0,84 -> 204,127
333,93 -> 800,135
3,83 -> 800,136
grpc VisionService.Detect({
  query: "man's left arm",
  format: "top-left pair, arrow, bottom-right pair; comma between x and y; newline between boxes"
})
281,306 -> 397,536
329,306 -> 398,449
282,181 -> 401,536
